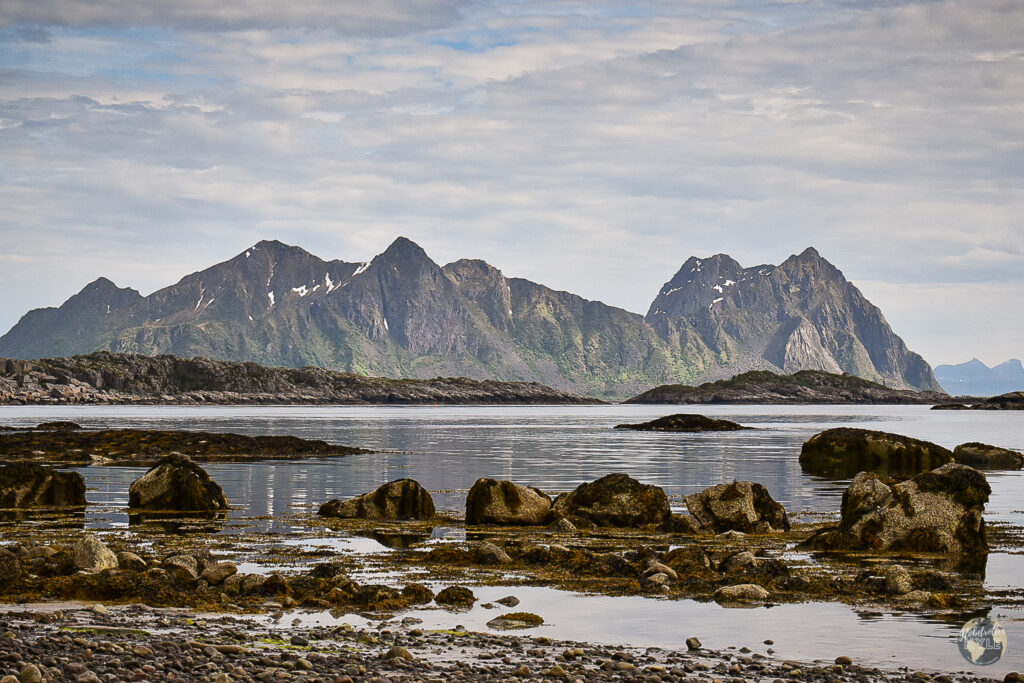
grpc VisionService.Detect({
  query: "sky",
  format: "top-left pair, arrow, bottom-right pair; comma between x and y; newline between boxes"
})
0,0 -> 1021,368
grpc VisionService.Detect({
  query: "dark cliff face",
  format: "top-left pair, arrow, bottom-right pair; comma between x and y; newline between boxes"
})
0,240 -> 941,395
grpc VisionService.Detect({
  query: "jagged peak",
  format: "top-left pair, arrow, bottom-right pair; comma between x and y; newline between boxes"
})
443,258 -> 504,278
382,236 -> 427,257
74,277 -> 139,298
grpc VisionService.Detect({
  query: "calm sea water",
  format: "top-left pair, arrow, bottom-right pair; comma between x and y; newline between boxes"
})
2,404 -> 1023,673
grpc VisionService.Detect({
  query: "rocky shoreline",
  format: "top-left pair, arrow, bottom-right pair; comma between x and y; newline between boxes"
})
0,353 -> 596,406
2,600 -> 1017,683
626,369 -> 952,404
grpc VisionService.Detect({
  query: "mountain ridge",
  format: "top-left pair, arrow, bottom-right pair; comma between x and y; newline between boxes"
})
0,238 -> 941,397
934,357 -> 1024,396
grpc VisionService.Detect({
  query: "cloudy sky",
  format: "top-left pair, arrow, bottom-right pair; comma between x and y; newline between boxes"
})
1,0 -> 1021,367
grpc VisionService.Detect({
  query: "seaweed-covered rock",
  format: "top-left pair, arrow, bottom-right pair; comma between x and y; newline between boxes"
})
0,463 -> 86,508
0,547 -> 21,586
552,473 -> 670,528
803,463 -> 990,557
614,414 -> 749,432
472,541 -> 512,565
953,442 -> 1023,470
128,453 -> 229,511
685,481 -> 790,533
318,478 -> 434,520
435,585 -> 476,607
799,427 -> 953,478
466,478 -> 552,526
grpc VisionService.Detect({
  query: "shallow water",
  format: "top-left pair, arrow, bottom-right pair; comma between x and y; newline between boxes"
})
2,404 -> 1023,673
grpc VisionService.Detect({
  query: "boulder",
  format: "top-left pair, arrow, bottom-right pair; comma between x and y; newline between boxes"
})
799,428 -> 953,478
128,453 -> 229,512
953,442 -> 1023,470
803,463 -> 990,557
163,555 -> 199,584
465,479 -> 552,526
714,583 -> 769,603
552,473 -> 670,528
435,585 -> 476,607
472,542 -> 512,565
73,535 -> 118,571
318,479 -> 434,520
0,548 -> 21,586
614,414 -> 749,432
116,552 -> 147,572
0,463 -> 86,508
201,561 -> 238,586
685,481 -> 790,533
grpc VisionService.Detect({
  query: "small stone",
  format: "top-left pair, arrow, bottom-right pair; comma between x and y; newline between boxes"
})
90,603 -> 109,616
211,675 -> 232,683
289,635 -> 309,647
2,676 -> 19,683
18,664 -> 42,683
714,583 -> 769,603
495,596 -> 520,607
513,665 -> 531,677
543,664 -> 567,678
835,655 -> 852,666
882,565 -> 914,595
686,637 -> 702,650
200,561 -> 238,586
131,645 -> 153,656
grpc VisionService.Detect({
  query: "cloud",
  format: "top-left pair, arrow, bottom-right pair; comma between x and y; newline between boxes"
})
0,0 -> 1021,364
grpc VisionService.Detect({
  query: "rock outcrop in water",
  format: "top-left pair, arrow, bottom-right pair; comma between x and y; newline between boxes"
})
931,391 -> 1024,411
0,463 -> 86,508
0,426 -> 369,465
465,479 -> 552,526
0,353 -> 595,405
552,473 -> 670,528
685,481 -> 790,533
626,370 -> 948,405
613,414 -> 749,432
952,442 -> 1023,470
799,428 -> 953,478
319,479 -> 435,521
0,239 -> 941,397
128,454 -> 230,512
803,463 -> 990,558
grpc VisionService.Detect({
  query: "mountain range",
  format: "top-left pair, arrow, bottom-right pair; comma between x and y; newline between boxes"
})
0,238 -> 940,397
934,358 -> 1024,397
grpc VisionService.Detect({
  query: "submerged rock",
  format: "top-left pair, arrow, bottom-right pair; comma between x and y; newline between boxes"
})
486,612 -> 544,630
0,463 -> 86,508
552,473 -> 670,528
128,453 -> 229,512
953,442 -> 1023,470
318,478 -> 435,520
685,481 -> 790,533
799,427 -> 953,478
465,478 -> 552,525
803,463 -> 990,557
614,413 -> 749,432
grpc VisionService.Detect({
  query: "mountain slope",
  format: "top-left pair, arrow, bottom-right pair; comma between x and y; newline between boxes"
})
0,239 -> 941,396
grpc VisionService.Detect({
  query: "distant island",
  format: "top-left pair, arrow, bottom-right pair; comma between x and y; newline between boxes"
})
0,352 -> 596,406
625,369 -> 951,405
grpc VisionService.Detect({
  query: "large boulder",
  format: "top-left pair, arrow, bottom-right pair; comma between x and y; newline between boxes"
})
466,479 -> 552,526
128,453 -> 229,512
73,534 -> 118,571
803,463 -> 990,557
685,481 -> 790,533
799,428 -> 953,478
0,463 -> 86,508
614,414 -> 749,432
318,479 -> 435,520
552,473 -> 670,528
953,442 -> 1023,470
